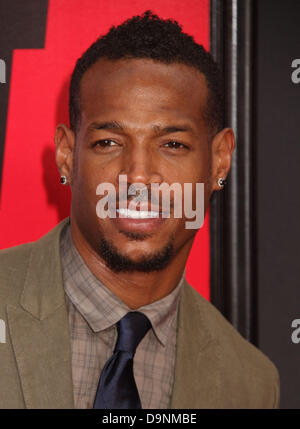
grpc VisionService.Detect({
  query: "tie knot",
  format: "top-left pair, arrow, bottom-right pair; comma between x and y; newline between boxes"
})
114,312 -> 151,355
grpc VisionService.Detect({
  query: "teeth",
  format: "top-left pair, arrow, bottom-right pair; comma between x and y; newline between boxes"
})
117,208 -> 160,219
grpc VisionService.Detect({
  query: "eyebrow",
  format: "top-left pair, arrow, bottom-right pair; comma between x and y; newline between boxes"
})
88,121 -> 123,132
87,121 -> 195,136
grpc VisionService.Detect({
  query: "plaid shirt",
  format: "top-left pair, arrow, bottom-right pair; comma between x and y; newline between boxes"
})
59,221 -> 185,409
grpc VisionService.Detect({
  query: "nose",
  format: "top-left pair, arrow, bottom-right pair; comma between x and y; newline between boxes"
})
119,144 -> 163,186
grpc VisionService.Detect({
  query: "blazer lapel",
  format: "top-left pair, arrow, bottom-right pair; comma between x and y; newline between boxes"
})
6,218 -> 74,409
170,280 -> 222,409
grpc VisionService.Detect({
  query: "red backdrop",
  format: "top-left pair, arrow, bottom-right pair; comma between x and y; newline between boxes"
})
0,0 -> 210,299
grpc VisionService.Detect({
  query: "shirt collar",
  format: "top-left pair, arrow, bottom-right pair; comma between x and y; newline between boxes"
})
60,222 -> 185,346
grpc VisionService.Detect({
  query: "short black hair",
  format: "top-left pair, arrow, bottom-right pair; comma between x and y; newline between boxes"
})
69,10 -> 224,135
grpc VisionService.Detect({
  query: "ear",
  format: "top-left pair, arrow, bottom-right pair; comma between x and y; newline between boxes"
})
54,124 -> 75,186
210,127 -> 235,192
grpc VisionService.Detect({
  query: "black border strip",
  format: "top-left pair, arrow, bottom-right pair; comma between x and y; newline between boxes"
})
210,0 -> 256,343
0,0 -> 48,204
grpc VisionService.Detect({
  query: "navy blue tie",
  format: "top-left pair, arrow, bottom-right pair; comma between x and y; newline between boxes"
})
93,311 -> 151,409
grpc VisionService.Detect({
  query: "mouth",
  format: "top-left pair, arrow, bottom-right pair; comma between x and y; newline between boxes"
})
109,204 -> 169,234
114,200 -> 171,218
116,208 -> 160,219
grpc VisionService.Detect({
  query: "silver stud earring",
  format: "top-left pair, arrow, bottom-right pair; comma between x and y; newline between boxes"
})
60,175 -> 68,185
218,178 -> 226,188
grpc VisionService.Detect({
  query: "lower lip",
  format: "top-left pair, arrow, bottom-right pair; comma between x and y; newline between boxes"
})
111,215 -> 166,233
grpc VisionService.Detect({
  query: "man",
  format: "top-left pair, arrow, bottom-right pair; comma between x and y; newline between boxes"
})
0,11 -> 279,409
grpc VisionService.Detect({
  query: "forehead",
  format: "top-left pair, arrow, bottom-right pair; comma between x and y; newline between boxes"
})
79,58 -> 209,129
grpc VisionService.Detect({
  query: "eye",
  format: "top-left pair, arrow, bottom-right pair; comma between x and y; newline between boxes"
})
92,139 -> 118,148
164,141 -> 187,149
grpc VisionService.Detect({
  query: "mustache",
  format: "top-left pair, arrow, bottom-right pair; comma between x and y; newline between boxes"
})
112,198 -> 175,209
106,184 -> 175,209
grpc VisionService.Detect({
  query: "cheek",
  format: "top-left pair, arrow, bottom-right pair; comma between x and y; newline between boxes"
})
172,155 -> 210,186
174,156 -> 211,221
75,147 -> 116,193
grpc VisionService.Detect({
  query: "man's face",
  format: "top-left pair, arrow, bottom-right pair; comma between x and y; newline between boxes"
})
68,58 -> 220,271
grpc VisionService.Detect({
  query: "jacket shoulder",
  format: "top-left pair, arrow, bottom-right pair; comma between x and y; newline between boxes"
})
0,243 -> 36,318
0,218 -> 69,301
0,240 -> 34,263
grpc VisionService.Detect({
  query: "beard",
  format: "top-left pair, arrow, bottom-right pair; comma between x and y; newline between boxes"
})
98,232 -> 175,273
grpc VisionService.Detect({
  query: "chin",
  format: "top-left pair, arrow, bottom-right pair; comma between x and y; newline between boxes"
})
98,233 -> 175,273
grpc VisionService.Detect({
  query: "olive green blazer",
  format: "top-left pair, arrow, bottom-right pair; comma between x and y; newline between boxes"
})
0,218 -> 280,409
